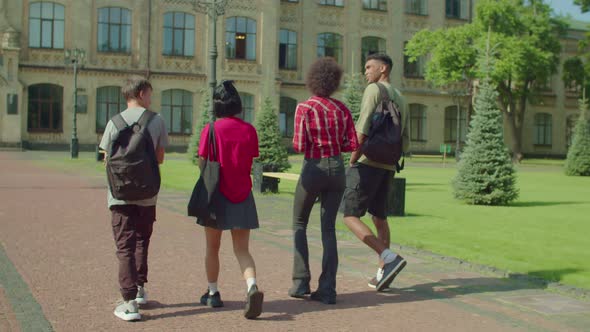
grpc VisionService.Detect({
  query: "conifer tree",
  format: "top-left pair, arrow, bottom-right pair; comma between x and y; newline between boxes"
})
453,31 -> 518,205
187,90 -> 211,165
255,98 -> 290,172
565,97 -> 590,176
342,72 -> 364,163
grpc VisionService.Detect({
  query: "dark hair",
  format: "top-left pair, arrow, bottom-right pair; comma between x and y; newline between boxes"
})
122,75 -> 152,101
213,80 -> 242,118
305,57 -> 343,97
366,53 -> 393,74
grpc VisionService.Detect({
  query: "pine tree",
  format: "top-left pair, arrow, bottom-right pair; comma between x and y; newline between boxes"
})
255,98 -> 290,172
187,90 -> 211,165
564,97 -> 590,176
452,31 -> 518,205
342,72 -> 364,163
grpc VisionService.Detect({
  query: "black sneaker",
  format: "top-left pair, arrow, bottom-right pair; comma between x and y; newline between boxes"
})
376,255 -> 407,292
310,290 -> 336,305
200,290 -> 224,308
288,283 -> 311,298
244,285 -> 264,319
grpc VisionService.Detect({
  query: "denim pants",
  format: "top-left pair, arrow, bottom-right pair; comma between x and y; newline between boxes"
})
292,155 -> 345,296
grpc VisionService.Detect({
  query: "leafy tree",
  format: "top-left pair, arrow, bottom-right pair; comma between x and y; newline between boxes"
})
575,0 -> 590,12
406,0 -> 566,162
342,72 -> 364,163
453,31 -> 518,205
255,98 -> 290,172
565,97 -> 590,176
562,2 -> 590,97
187,90 -> 211,165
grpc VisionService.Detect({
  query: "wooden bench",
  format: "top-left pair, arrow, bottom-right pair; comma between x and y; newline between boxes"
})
262,172 -> 300,181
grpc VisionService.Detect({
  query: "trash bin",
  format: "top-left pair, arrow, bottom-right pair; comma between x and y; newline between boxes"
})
386,177 -> 405,217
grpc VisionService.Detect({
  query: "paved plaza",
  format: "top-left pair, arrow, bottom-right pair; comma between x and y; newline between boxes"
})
0,151 -> 589,331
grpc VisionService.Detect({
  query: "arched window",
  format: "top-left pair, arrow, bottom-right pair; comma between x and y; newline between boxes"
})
98,7 -> 132,53
161,89 -> 193,135
280,97 -> 297,137
317,33 -> 343,64
409,104 -> 427,142
566,114 -> 579,148
28,84 -> 63,132
534,113 -> 552,146
163,12 -> 195,56
226,17 -> 256,60
361,36 -> 386,69
279,29 -> 297,70
444,105 -> 467,143
29,2 -> 64,49
96,86 -> 125,132
238,93 -> 254,123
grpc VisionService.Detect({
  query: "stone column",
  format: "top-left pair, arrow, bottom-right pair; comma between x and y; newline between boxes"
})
259,0 -> 279,106
1,27 -> 24,147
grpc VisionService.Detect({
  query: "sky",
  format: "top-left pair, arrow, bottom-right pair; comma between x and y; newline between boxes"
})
547,0 -> 590,21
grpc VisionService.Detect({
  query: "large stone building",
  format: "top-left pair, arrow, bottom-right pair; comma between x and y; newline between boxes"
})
0,0 -> 586,156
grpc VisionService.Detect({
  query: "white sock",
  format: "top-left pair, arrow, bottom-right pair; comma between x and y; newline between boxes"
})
246,277 -> 257,291
376,267 -> 384,281
208,282 -> 218,295
380,249 -> 397,264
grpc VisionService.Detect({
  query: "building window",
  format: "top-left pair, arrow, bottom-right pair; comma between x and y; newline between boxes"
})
163,12 -> 195,57
317,33 -> 342,64
319,0 -> 344,6
444,105 -> 467,143
405,0 -> 428,15
98,7 -> 131,53
226,17 -> 256,60
566,114 -> 578,147
363,0 -> 386,11
361,36 -> 386,69
410,104 -> 427,142
404,42 -> 425,78
96,86 -> 125,133
534,113 -> 552,146
28,2 -> 64,49
446,0 -> 468,20
280,97 -> 297,137
238,92 -> 254,123
279,29 -> 297,70
7,94 -> 18,115
161,89 -> 193,135
27,84 -> 63,132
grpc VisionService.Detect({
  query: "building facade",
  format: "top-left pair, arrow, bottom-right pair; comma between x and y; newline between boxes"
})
0,0 -> 585,156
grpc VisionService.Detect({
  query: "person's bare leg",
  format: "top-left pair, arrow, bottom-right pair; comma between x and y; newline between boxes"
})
343,216 -> 387,266
231,229 -> 256,280
204,227 -> 223,283
372,216 -> 390,248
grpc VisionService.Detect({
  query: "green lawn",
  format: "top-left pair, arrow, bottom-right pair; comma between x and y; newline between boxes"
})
35,152 -> 590,289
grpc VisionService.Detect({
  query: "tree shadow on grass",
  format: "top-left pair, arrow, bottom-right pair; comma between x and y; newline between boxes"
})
509,201 -> 585,207
516,268 -> 583,284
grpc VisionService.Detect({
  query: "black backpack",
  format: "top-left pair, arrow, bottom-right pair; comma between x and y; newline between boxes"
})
106,110 -> 161,200
361,82 -> 404,171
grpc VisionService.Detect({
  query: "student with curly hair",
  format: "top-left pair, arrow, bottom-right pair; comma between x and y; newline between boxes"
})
289,57 -> 359,304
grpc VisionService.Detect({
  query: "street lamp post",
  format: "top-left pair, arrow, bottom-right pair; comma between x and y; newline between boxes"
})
64,48 -> 86,159
193,0 -> 231,120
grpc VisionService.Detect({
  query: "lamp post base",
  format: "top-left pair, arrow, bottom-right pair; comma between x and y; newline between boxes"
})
71,138 -> 79,159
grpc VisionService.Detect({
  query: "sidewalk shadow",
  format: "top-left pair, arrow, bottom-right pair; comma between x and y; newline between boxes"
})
141,300 -> 242,321
259,275 -> 549,321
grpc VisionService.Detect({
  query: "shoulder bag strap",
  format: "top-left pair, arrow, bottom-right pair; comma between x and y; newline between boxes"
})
208,121 -> 218,162
111,113 -> 128,131
137,110 -> 156,128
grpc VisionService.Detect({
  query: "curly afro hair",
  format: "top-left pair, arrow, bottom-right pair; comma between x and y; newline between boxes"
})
305,57 -> 343,97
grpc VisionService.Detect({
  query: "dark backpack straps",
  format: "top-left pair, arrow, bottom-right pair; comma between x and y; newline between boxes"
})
111,113 -> 128,131
208,121 -> 218,161
137,110 -> 156,129
375,83 -> 391,103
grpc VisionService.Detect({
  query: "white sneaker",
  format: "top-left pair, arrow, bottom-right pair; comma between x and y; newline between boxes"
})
136,285 -> 147,305
114,300 -> 141,321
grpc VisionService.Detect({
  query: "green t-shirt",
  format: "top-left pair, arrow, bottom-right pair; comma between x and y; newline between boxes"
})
356,82 -> 409,171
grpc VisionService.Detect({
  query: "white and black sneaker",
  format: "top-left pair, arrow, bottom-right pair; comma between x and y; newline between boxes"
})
114,300 -> 141,321
376,255 -> 406,292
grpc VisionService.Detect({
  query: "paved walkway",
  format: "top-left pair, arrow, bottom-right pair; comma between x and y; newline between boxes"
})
0,151 -> 589,332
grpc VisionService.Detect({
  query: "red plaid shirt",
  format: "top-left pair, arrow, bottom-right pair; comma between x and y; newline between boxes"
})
293,96 -> 359,159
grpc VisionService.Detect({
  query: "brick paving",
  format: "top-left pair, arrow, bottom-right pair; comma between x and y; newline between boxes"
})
0,151 -> 589,331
